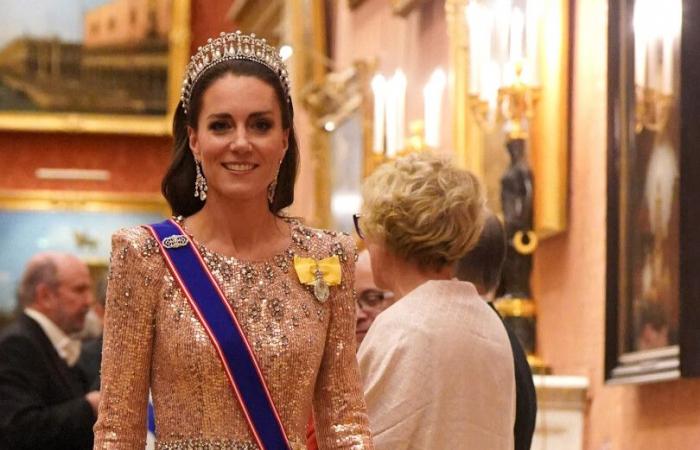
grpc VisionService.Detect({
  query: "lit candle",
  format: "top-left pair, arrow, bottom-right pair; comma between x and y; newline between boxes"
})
481,10 -> 494,94
394,70 -> 407,154
633,0 -> 648,87
661,34 -> 673,94
496,1 -> 512,64
371,74 -> 386,154
509,7 -> 524,63
385,76 -> 397,158
525,0 -> 541,84
423,68 -> 447,148
467,3 -> 482,94
484,62 -> 501,113
660,0 -> 682,94
646,36 -> 661,90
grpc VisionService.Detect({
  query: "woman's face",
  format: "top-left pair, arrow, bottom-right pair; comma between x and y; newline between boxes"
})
188,73 -> 289,205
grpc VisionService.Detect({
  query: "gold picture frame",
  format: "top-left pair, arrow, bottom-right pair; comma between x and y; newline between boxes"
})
446,0 -> 570,238
0,0 -> 191,135
0,190 -> 168,318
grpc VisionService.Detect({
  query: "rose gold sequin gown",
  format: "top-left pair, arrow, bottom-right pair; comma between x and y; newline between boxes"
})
93,219 -> 373,450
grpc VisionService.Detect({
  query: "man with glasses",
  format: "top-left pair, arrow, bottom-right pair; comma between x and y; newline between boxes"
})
355,249 -> 395,345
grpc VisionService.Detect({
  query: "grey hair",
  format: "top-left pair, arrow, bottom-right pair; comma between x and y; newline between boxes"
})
17,256 -> 59,308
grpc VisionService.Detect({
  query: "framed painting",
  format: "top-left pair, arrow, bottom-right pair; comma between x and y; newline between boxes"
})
0,190 -> 167,327
605,0 -> 700,384
0,0 -> 190,135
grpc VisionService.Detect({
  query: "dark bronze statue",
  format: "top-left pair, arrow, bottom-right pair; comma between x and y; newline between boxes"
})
497,138 -> 538,356
499,138 -> 535,299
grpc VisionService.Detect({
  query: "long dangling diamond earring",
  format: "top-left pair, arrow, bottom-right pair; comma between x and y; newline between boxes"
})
267,158 -> 283,206
267,178 -> 277,205
194,160 -> 208,201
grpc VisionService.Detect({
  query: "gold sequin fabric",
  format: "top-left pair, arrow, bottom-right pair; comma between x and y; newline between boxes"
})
94,219 -> 373,450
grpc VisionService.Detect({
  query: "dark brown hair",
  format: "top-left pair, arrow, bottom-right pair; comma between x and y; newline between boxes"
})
455,213 -> 506,293
162,58 -> 299,216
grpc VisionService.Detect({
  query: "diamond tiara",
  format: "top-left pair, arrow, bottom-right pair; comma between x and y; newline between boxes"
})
180,31 -> 291,114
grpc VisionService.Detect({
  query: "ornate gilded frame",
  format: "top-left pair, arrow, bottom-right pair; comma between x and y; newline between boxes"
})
0,0 -> 190,135
0,190 -> 169,214
446,0 -> 570,238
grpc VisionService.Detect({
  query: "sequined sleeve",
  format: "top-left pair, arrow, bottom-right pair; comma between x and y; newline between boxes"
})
94,228 -> 162,449
313,234 -> 374,449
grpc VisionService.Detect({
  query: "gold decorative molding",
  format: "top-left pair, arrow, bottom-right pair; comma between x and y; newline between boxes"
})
532,375 -> 589,410
494,298 -> 537,318
0,190 -> 169,215
531,0 -> 569,237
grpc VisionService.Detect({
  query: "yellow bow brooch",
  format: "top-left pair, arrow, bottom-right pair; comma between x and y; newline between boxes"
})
293,255 -> 342,303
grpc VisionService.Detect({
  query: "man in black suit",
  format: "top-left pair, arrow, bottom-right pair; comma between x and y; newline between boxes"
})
456,213 -> 537,450
0,252 -> 100,450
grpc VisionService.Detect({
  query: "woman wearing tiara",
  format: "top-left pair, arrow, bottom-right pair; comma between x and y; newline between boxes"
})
93,31 -> 373,450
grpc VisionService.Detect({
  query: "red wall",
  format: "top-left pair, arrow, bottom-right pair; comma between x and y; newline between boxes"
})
0,0 -> 233,195
0,133 -> 169,193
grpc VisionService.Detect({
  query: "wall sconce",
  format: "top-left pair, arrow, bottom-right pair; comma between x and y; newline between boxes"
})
465,0 -> 545,370
466,1 -> 542,139
633,0 -> 681,134
370,67 -> 446,170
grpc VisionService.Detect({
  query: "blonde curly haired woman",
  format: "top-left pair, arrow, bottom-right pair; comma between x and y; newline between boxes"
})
355,152 -> 515,450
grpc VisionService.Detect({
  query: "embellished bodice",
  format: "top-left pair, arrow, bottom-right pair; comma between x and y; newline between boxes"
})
93,219 -> 373,450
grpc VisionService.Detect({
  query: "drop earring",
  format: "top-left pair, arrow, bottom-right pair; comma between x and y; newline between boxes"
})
194,160 -> 208,201
267,158 -> 284,206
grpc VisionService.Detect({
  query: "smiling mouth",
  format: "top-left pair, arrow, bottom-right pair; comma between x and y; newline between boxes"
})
222,162 -> 257,172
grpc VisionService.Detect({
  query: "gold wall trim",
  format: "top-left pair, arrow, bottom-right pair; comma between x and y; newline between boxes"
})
0,0 -> 191,136
0,190 -> 169,214
531,0 -> 569,237
494,298 -> 537,318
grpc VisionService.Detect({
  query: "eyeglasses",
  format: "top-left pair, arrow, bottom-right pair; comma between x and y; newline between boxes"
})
357,289 -> 394,309
353,213 -> 364,239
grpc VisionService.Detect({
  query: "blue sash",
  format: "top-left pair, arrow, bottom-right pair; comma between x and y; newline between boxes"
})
145,219 -> 290,450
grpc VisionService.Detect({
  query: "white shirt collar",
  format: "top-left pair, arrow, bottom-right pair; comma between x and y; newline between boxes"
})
24,308 -> 81,367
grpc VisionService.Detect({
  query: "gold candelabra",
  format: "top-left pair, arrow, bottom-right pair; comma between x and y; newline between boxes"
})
467,60 -> 549,373
468,61 -> 541,137
367,119 -> 430,174
635,86 -> 673,134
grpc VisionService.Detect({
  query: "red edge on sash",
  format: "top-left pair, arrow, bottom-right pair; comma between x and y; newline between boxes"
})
145,223 -> 268,450
167,220 -> 291,445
